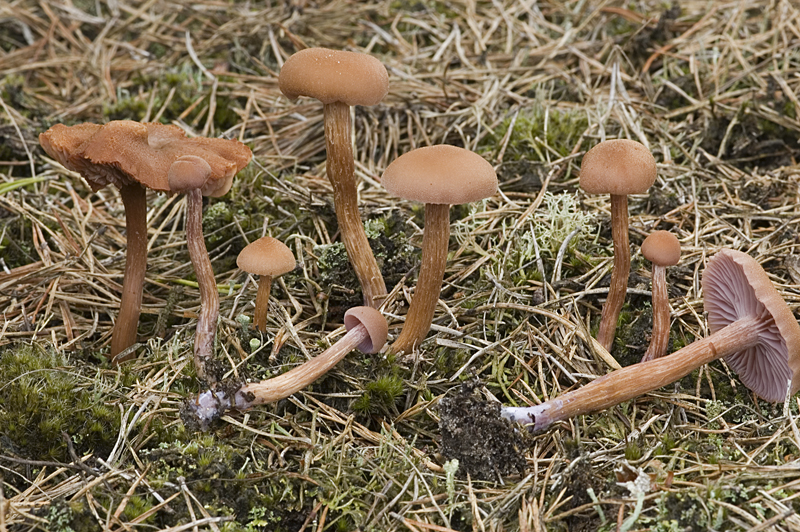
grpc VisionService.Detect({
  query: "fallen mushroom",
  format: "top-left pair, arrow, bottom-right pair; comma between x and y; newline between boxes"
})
39,121 -> 251,360
580,139 -> 657,352
640,230 -> 681,362
279,47 -> 389,308
381,145 -> 498,354
236,236 -> 296,332
502,249 -> 800,432
181,306 -> 388,431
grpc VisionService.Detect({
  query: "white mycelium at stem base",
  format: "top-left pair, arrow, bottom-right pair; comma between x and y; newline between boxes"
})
501,249 -> 800,432
184,306 -> 388,431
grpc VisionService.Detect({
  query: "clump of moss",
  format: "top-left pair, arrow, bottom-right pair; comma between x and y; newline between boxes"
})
481,102 -> 588,163
139,438 -> 312,530
0,343 -> 121,461
351,374 -> 404,416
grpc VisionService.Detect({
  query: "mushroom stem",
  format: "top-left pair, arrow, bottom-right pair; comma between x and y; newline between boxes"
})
323,101 -> 387,308
186,188 -> 219,382
110,183 -> 148,360
502,314 -> 763,432
596,194 -> 630,351
253,275 -> 273,333
185,322 -> 371,429
642,264 -> 669,362
391,202 -> 449,354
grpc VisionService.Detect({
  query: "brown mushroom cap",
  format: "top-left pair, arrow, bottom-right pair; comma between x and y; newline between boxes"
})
344,306 -> 388,354
39,123 -> 102,176
236,236 -> 296,278
703,249 -> 800,401
39,121 -> 252,196
579,139 -> 657,196
279,48 -> 389,107
168,155 -> 213,193
381,145 -> 498,205
641,230 -> 681,266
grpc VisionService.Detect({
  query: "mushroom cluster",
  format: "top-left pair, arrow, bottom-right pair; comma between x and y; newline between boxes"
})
39,120 -> 252,362
39,47 -> 800,449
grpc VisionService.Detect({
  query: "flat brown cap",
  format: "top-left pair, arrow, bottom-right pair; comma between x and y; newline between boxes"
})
641,231 -> 681,266
381,145 -> 498,205
579,139 -> 657,196
279,48 -> 389,106
40,121 -> 252,197
344,306 -> 388,354
703,249 -> 800,401
236,236 -> 296,278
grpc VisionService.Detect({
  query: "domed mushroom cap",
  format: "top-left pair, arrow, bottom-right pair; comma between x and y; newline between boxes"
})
344,306 -> 388,354
579,139 -> 657,196
168,155 -> 213,193
279,48 -> 389,107
702,249 -> 800,401
39,121 -> 252,196
642,230 -> 681,266
381,145 -> 498,205
236,236 -> 296,278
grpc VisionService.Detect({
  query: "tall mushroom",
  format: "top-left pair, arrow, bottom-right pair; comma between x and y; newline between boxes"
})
182,306 -> 388,430
279,48 -> 388,308
39,121 -> 252,361
381,145 -> 498,354
501,249 -> 800,432
236,236 -> 296,332
641,230 -> 681,362
580,139 -> 657,352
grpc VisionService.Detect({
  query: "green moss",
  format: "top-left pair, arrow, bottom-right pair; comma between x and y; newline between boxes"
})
480,103 -> 588,162
624,441 -> 642,461
0,344 -> 122,460
352,375 -> 404,415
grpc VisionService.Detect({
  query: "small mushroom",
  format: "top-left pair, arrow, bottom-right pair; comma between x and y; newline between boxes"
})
580,139 -> 657,351
39,120 -> 251,360
279,48 -> 389,308
641,230 -> 681,362
182,306 -> 388,430
167,155 -> 222,382
236,236 -> 296,332
381,145 -> 498,354
501,249 -> 800,432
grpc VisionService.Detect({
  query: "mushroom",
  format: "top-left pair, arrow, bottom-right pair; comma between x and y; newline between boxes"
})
381,145 -> 498,354
39,120 -> 251,361
236,236 -> 296,332
182,306 -> 388,430
167,155 -> 238,382
501,249 -> 800,432
579,139 -> 657,351
641,230 -> 681,362
279,47 -> 389,308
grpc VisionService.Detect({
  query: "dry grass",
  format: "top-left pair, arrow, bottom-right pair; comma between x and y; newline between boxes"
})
3,0 -> 800,530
